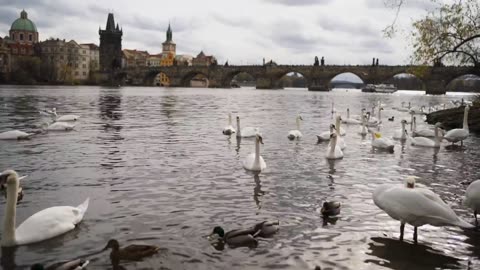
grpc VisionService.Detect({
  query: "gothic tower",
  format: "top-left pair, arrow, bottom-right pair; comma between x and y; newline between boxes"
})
99,13 -> 123,73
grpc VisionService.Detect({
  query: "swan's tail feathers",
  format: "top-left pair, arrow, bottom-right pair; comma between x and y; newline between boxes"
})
79,260 -> 89,269
287,134 -> 295,140
387,145 -> 395,152
454,218 -> 475,229
76,197 -> 90,221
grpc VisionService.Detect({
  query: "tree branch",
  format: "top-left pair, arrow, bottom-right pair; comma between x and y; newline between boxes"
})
452,34 -> 480,51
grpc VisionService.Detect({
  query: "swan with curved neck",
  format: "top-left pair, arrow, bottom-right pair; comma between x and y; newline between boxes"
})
370,131 -> 394,152
393,120 -> 408,140
287,115 -> 303,140
359,114 -> 368,136
243,134 -> 267,172
412,116 -> 435,138
0,170 -> 89,247
444,105 -> 470,146
334,115 -> 346,136
317,124 -> 335,142
326,132 -> 343,160
236,116 -> 260,138
222,113 -> 236,135
408,122 -> 443,148
373,176 -> 473,244
53,110 -> 80,122
342,108 -> 362,124
334,116 -> 346,149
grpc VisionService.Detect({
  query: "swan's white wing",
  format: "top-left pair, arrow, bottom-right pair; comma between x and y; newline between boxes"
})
288,130 -> 302,138
15,198 -> 89,245
411,136 -> 434,147
465,180 -> 480,211
414,129 -> 435,137
56,115 -> 80,122
241,127 -> 260,138
48,122 -> 75,131
317,131 -> 331,141
444,129 -> 468,142
0,130 -> 32,140
243,153 -> 256,170
259,156 -> 267,170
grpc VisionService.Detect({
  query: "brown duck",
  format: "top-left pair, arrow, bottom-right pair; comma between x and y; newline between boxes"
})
102,239 -> 160,265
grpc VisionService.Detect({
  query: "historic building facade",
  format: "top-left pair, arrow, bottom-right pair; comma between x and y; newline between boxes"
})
99,13 -> 123,73
38,39 -> 93,82
160,24 -> 176,67
192,51 -> 217,66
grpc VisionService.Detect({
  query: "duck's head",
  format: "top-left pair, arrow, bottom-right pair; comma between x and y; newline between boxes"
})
435,122 -> 444,128
211,226 -> 225,238
30,264 -> 44,270
103,239 -> 120,251
256,134 -> 264,144
297,115 -> 303,121
0,170 -> 18,187
406,176 -> 417,188
401,119 -> 407,124
374,132 -> 382,139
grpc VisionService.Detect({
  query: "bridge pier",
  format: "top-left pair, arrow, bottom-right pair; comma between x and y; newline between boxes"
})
424,80 -> 447,95
308,78 -> 330,91
256,76 -> 279,89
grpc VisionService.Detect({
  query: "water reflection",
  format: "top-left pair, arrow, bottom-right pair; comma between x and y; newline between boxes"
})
1,247 -> 17,270
253,173 -> 265,212
366,237 -> 462,270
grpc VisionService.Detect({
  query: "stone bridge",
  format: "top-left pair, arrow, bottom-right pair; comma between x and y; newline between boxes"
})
122,65 -> 480,94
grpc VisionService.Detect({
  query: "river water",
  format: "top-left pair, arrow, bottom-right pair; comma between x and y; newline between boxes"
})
0,85 -> 479,270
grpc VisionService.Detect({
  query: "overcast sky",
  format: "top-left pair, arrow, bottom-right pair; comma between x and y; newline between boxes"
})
0,0 -> 441,66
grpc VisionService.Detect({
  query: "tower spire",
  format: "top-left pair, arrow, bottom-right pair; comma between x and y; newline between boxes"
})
106,13 -> 115,31
166,23 -> 172,42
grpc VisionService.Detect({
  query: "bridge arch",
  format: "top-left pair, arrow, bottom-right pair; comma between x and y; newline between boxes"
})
329,72 -> 364,89
446,73 -> 480,92
222,70 -> 257,88
387,73 -> 425,90
181,71 -> 210,87
272,69 -> 310,89
144,69 -> 174,86
327,71 -> 367,83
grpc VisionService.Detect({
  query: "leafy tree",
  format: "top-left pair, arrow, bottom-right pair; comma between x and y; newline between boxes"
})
11,56 -> 42,84
411,0 -> 480,66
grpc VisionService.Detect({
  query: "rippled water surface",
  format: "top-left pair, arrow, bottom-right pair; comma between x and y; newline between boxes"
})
1,85 -> 480,270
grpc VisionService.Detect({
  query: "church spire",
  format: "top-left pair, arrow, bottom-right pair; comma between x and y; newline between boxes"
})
166,23 -> 172,42
106,13 -> 115,31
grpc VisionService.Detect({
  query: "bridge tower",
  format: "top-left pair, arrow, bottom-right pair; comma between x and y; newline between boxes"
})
99,13 -> 123,74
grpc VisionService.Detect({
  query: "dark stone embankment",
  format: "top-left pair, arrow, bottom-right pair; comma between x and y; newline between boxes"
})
426,105 -> 480,133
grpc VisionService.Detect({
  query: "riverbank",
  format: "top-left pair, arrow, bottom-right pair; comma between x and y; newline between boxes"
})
426,105 -> 480,133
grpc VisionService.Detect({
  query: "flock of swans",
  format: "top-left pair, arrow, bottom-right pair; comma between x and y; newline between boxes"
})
221,100 -> 478,245
0,98 -> 478,269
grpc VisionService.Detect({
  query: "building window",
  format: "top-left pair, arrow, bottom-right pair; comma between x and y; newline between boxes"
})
82,57 -> 86,61
83,71 -> 86,76
83,50 -> 86,54
60,48 -> 64,52
29,34 -> 32,41
60,55 -> 64,60
20,34 -> 24,40
12,33 -> 15,40
75,71 -> 79,75
82,64 -> 86,68
13,48 -> 18,54
75,64 -> 78,68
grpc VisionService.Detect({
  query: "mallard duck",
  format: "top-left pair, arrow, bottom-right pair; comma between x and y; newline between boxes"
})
209,226 -> 258,248
388,116 -> 394,121
321,201 -> 341,217
103,239 -> 160,264
30,259 -> 89,270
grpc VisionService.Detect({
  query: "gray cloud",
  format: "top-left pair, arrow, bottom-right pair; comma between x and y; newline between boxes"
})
318,16 -> 379,37
365,0 -> 438,11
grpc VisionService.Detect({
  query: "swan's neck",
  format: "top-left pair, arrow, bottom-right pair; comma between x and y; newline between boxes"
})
413,118 -> 416,132
410,114 -> 414,131
335,118 -> 341,135
228,114 -> 232,126
463,107 -> 469,131
296,117 -> 301,130
329,137 -> 337,156
378,108 -> 381,121
401,122 -> 406,138
2,178 -> 18,246
434,126 -> 441,146
347,109 -> 350,119
371,132 -> 376,142
254,139 -> 260,167
236,120 -> 241,137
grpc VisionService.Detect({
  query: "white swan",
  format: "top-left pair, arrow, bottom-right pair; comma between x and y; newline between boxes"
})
365,112 -> 379,127
359,114 -> 368,136
236,116 -> 260,138
0,170 -> 89,247
333,116 -> 346,150
331,102 -> 336,114
0,130 -> 35,140
407,122 -> 443,148
317,124 -> 334,142
370,131 -> 394,152
397,102 -> 411,112
45,122 -> 76,132
325,133 -> 343,160
222,113 -> 236,135
243,134 -> 266,172
444,105 -> 470,146
287,115 -> 303,140
464,180 -> 480,227
393,120 -> 408,141
410,106 -> 426,115
341,108 -> 362,125
373,176 -> 473,244
39,107 -> 56,117
352,108 -> 366,121
412,116 -> 435,138
54,111 -> 80,122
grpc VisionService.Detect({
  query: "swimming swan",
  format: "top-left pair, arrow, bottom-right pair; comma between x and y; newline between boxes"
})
222,113 -> 236,135
0,170 -> 89,247
393,120 -> 408,141
317,124 -> 334,142
236,116 -> 260,138
373,176 -> 473,244
412,116 -> 435,138
334,115 -> 346,136
407,122 -> 443,148
53,111 -> 80,122
464,180 -> 480,227
243,134 -> 266,172
359,115 -> 368,136
0,130 -> 35,140
444,105 -> 470,146
326,133 -> 343,160
287,115 -> 303,140
45,122 -> 76,132
342,108 -> 361,125
370,131 -> 394,152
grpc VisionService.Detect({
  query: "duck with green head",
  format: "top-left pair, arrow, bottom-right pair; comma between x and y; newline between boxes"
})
209,220 -> 279,249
